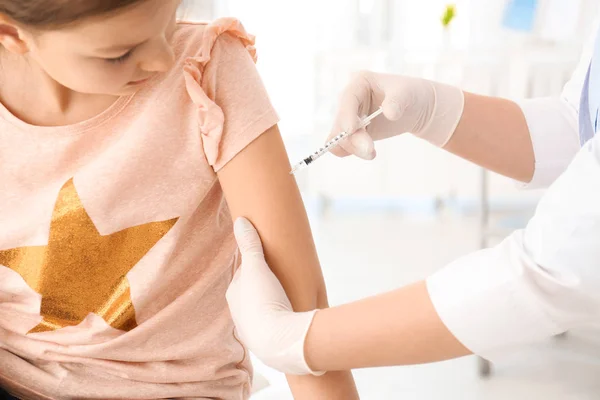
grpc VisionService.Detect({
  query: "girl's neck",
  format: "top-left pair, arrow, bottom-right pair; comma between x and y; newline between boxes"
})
0,52 -> 120,127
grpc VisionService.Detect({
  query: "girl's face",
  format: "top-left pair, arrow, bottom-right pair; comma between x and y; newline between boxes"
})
11,0 -> 181,96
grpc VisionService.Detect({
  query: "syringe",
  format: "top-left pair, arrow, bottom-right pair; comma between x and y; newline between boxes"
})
290,107 -> 383,175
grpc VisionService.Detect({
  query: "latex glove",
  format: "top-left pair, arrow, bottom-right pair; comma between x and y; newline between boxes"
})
328,70 -> 465,159
226,218 -> 324,376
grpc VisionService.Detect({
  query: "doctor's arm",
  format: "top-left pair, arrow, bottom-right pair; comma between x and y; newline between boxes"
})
442,30 -> 592,188
227,134 -> 600,373
444,93 -> 578,187
333,41 -> 589,188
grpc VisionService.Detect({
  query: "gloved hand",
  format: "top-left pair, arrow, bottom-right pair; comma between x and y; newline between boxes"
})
226,218 -> 324,376
328,71 -> 465,159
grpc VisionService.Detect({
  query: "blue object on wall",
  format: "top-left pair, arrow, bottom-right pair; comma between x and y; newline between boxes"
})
502,0 -> 539,32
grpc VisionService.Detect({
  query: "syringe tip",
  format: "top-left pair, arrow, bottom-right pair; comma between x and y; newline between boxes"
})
290,163 -> 302,175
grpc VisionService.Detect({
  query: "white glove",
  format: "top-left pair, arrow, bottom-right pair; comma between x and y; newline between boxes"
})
226,218 -> 324,376
329,70 -> 465,159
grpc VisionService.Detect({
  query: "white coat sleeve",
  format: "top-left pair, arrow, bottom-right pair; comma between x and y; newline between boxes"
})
427,133 -> 600,363
515,19 -> 599,189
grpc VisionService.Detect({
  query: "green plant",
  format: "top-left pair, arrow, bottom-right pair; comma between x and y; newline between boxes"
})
441,4 -> 456,28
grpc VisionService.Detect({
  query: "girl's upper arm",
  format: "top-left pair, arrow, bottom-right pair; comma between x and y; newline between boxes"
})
217,124 -> 328,310
217,124 -> 359,399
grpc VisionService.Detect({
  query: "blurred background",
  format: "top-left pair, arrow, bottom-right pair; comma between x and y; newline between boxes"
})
186,1 -> 600,399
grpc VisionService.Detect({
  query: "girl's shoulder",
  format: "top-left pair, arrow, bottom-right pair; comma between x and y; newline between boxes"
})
171,18 -> 257,70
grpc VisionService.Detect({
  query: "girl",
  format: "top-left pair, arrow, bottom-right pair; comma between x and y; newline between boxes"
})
0,0 -> 358,399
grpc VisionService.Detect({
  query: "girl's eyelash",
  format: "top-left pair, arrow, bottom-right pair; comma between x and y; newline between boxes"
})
106,50 -> 133,64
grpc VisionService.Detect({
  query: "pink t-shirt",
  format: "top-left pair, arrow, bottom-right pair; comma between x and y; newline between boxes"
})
0,18 -> 279,400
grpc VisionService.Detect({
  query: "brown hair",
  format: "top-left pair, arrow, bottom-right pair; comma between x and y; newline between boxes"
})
0,0 -> 148,28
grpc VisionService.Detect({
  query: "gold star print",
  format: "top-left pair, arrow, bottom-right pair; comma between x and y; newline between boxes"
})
0,178 -> 178,334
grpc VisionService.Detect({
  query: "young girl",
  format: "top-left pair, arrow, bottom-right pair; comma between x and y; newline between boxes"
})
0,0 -> 358,398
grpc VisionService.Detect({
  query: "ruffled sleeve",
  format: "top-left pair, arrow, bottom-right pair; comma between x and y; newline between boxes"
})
182,18 -> 279,171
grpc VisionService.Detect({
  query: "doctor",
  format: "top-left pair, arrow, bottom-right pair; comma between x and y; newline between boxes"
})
226,22 -> 600,376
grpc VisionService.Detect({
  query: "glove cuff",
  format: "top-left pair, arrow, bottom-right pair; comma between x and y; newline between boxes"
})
275,309 -> 326,376
418,82 -> 465,147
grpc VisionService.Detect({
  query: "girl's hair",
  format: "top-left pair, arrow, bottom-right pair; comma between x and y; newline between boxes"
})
0,0 -> 148,28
